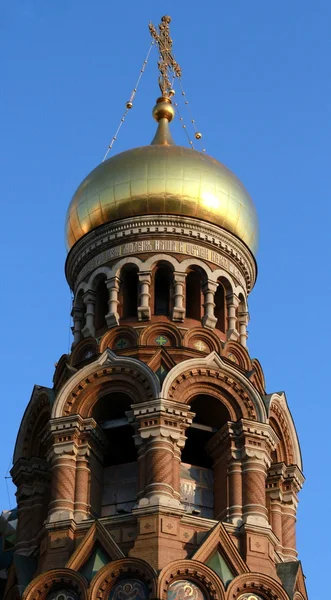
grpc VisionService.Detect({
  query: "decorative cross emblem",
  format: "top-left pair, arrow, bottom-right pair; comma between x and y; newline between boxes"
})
156,335 -> 168,346
194,340 -> 207,352
115,338 -> 128,349
149,15 -> 182,96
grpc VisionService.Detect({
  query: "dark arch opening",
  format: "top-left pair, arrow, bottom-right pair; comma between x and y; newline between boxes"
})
181,394 -> 231,519
154,265 -> 172,316
75,291 -> 86,331
214,281 -> 226,332
95,278 -> 108,334
92,391 -> 138,518
182,394 -> 230,468
120,265 -> 139,319
185,269 -> 203,320
92,392 -> 137,466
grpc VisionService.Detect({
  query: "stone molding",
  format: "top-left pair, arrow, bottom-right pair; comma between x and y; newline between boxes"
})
22,569 -> 88,600
51,349 -> 160,419
226,571 -> 291,600
65,214 -> 256,292
161,351 -> 267,422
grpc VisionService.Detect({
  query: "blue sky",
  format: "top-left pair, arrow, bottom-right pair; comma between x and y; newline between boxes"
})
1,1 -> 330,597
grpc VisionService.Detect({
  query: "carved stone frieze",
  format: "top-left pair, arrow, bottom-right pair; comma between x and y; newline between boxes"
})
65,215 -> 256,292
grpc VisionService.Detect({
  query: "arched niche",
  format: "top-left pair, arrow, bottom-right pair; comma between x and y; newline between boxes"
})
94,275 -> 109,335
214,277 -> 231,333
153,263 -> 173,316
119,264 -> 139,320
92,391 -> 138,518
185,267 -> 204,321
181,394 -> 231,519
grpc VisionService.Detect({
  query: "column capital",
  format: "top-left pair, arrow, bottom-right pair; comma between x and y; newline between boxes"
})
127,398 -> 194,447
202,279 -> 218,293
226,292 -> 240,306
82,289 -> 97,302
138,270 -> 152,282
105,275 -> 120,289
173,271 -> 187,284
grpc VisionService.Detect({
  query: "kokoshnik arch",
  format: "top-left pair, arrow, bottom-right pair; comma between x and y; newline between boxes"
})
3,14 -> 308,600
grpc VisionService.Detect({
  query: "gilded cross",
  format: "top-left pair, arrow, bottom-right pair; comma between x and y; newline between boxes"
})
149,15 -> 182,97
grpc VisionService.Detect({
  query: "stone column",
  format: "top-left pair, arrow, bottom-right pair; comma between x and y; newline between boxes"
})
11,458 -> 50,553
266,463 -> 286,550
82,290 -> 97,338
207,422 -> 243,525
172,272 -> 186,322
71,305 -> 84,347
226,293 -> 240,340
127,399 -> 194,510
281,465 -> 304,560
105,276 -> 120,327
47,441 -> 77,522
202,280 -> 218,329
238,309 -> 249,347
74,444 -> 90,522
137,271 -> 151,321
239,420 -> 278,527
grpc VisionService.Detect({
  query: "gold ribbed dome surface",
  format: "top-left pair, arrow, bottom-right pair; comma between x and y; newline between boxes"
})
66,143 -> 258,254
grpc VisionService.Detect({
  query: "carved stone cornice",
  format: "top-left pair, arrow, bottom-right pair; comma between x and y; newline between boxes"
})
65,214 -> 256,292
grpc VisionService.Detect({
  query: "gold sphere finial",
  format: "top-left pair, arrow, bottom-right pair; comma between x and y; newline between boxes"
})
152,96 -> 175,122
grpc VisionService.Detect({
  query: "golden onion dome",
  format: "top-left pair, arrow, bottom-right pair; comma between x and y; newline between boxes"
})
66,98 -> 258,254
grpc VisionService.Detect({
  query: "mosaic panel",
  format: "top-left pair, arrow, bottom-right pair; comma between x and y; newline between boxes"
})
167,580 -> 207,600
109,579 -> 149,600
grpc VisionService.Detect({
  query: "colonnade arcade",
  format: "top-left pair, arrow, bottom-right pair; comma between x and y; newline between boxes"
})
71,256 -> 249,347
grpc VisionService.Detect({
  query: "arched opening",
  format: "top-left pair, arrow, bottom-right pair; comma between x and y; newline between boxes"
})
75,290 -> 86,332
185,269 -> 203,320
154,265 -> 172,316
214,281 -> 226,332
92,392 -> 138,517
94,277 -> 108,334
181,394 -> 230,518
120,265 -> 139,319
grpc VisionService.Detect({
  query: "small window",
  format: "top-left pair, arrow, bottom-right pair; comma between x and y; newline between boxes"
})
154,266 -> 172,315
186,270 -> 203,320
214,282 -> 226,332
121,266 -> 138,318
95,279 -> 108,332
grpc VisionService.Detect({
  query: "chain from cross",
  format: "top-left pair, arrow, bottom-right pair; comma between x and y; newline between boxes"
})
149,15 -> 182,97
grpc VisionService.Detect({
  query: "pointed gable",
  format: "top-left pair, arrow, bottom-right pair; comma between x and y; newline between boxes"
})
66,521 -> 124,579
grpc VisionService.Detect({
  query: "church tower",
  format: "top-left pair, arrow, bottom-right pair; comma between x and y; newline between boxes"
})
5,15 -> 308,600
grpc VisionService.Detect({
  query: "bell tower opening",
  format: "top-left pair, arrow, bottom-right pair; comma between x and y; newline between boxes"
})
94,276 -> 108,335
91,392 -> 138,517
185,268 -> 203,320
214,279 -> 227,332
154,264 -> 172,316
181,395 -> 230,518
120,265 -> 139,319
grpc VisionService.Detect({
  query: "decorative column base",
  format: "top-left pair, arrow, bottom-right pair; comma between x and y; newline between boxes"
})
202,314 -> 217,329
137,306 -> 151,321
105,312 -> 119,328
172,307 -> 185,321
